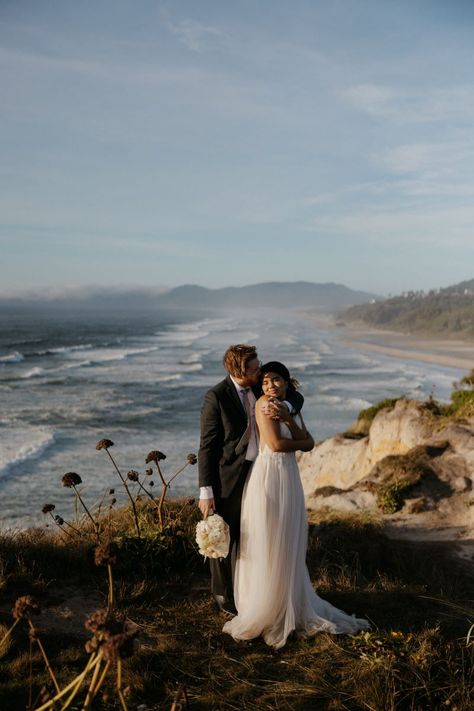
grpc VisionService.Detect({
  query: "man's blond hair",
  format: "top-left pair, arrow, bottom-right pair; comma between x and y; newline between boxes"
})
223,344 -> 258,378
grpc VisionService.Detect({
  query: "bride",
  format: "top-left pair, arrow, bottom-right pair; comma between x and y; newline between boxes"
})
223,361 -> 370,649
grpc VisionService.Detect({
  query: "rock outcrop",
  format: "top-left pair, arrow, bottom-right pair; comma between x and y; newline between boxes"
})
298,398 -> 474,529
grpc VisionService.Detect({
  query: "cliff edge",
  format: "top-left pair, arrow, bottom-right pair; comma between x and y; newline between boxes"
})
298,396 -> 474,558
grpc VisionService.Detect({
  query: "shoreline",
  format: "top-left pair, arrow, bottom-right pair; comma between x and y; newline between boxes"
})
329,318 -> 473,372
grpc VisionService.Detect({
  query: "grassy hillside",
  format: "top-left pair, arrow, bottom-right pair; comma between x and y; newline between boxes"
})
1,501 -> 474,710
344,279 -> 474,338
1,421 -> 474,710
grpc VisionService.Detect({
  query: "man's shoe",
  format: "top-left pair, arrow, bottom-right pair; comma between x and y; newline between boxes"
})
214,594 -> 237,616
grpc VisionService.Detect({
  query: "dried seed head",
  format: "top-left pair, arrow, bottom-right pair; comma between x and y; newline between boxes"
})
109,488 -> 115,495
84,609 -> 137,659
13,595 -> 40,619
127,470 -> 139,482
187,453 -> 197,465
55,515 -> 65,525
145,468 -> 153,476
42,504 -> 55,514
85,638 -> 98,654
101,630 -> 137,661
94,542 -> 119,567
62,472 -> 82,488
149,481 -> 154,487
85,609 -> 110,634
145,450 -> 166,464
96,438 -> 114,451
109,498 -> 117,507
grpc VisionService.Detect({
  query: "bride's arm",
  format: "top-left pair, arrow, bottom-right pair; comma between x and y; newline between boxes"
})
256,398 -> 314,453
278,407 -> 309,440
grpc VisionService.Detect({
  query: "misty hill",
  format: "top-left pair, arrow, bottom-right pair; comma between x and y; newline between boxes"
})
344,278 -> 474,338
0,282 -> 377,311
154,282 -> 377,309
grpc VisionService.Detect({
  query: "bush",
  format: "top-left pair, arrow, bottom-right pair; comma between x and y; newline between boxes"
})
447,389 -> 474,417
357,398 -> 400,426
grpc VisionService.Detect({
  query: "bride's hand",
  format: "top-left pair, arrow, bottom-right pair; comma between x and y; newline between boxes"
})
261,398 -> 291,422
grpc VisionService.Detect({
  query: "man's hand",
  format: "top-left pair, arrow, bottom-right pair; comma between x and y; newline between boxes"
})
199,498 -> 215,518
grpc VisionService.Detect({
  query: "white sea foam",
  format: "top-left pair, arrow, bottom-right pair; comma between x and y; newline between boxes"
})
155,331 -> 210,345
0,351 -> 24,364
21,367 -> 45,379
65,346 -> 158,364
38,343 -> 93,356
317,394 -> 372,410
182,362 -> 203,372
180,352 -> 202,364
0,427 -> 56,478
155,373 -> 183,382
20,360 -> 93,379
291,352 -> 322,369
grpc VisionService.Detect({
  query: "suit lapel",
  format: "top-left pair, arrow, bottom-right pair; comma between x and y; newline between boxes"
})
224,375 -> 247,424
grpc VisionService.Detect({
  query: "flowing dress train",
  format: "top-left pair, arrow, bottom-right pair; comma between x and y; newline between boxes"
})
223,423 -> 369,649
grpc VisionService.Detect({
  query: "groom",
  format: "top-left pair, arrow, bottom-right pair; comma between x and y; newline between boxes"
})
198,344 -> 303,614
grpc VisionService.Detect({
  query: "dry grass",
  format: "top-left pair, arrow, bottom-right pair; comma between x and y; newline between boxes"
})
1,504 -> 474,710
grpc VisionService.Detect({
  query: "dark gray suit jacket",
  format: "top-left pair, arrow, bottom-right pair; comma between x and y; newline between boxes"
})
198,375 -> 303,499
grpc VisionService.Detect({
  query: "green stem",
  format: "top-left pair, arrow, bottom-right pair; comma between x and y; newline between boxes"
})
72,487 -> 100,542
88,659 -> 110,704
106,449 -> 140,537
107,563 -> 114,610
167,461 -> 190,486
33,653 -> 99,711
29,620 -> 60,694
155,462 -> 168,530
0,616 -> 20,648
82,656 -> 103,711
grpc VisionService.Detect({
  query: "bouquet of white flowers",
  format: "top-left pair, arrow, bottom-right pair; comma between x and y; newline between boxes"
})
195,513 -> 230,559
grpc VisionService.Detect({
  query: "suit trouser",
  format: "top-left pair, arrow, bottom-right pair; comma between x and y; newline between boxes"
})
210,460 -> 253,602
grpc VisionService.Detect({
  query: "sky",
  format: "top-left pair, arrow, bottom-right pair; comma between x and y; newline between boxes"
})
1,0 -> 474,297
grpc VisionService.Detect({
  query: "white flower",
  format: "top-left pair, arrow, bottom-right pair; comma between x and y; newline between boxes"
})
195,513 -> 230,559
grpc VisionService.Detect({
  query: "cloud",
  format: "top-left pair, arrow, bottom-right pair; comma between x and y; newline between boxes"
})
369,141 -> 474,198
344,83 -> 474,123
377,142 -> 474,176
166,18 -> 227,53
307,204 -> 474,247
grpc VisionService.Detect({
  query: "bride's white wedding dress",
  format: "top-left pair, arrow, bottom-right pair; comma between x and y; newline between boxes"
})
223,423 -> 369,649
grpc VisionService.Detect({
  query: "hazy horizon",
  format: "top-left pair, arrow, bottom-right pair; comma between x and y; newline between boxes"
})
0,274 -> 472,304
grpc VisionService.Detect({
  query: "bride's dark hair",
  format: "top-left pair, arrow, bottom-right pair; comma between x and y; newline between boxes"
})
260,361 -> 300,394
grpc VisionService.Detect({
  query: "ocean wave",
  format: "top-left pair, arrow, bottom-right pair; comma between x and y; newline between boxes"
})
0,428 -> 56,478
317,394 -> 372,410
155,373 -> 183,382
179,352 -> 202,364
291,355 -> 322,369
38,343 -> 93,356
182,362 -> 203,372
0,351 -> 24,364
21,367 -> 45,379
155,331 -> 210,345
65,346 -> 159,365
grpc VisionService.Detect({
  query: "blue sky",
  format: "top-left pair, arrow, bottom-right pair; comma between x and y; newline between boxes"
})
1,0 -> 474,296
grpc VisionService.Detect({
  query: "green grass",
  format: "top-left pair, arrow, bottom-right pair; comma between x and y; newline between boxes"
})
1,504 -> 474,710
355,398 -> 400,429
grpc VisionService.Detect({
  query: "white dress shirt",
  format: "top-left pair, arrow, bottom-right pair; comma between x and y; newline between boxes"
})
199,380 -> 294,500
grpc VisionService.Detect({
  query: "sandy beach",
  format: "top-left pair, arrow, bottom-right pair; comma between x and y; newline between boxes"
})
336,320 -> 474,372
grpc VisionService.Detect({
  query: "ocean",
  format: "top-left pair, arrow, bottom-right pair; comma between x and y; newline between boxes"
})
0,306 -> 463,530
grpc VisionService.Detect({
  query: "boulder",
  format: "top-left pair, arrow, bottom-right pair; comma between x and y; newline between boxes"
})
299,397 -> 474,519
